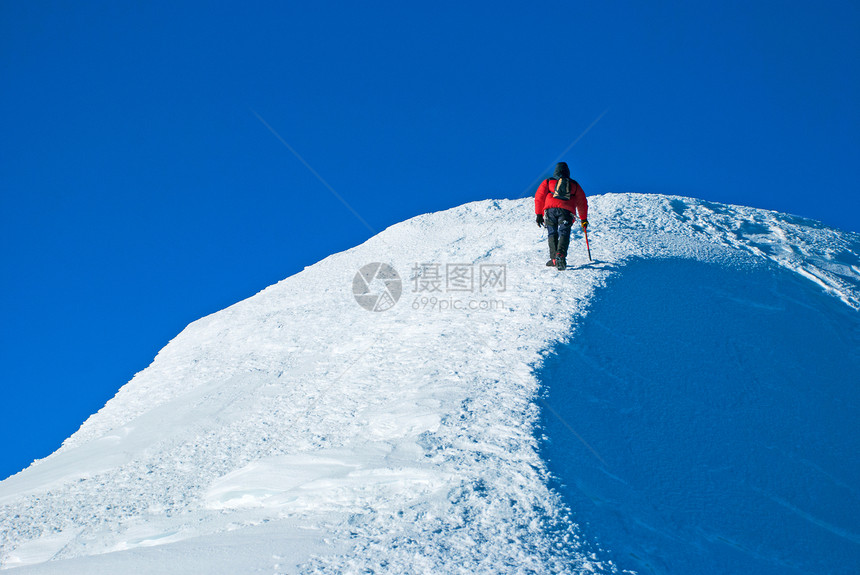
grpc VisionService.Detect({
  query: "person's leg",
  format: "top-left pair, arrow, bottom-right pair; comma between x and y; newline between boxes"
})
544,209 -> 560,264
555,210 -> 574,270
556,209 -> 573,257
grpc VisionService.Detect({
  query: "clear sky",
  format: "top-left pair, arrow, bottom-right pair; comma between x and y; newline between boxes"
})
1,1 -> 858,480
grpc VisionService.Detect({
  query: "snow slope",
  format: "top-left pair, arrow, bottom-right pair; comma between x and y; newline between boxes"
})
540,257 -> 860,574
0,193 -> 857,574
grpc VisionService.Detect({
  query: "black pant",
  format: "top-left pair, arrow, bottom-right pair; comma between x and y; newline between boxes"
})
545,207 -> 573,257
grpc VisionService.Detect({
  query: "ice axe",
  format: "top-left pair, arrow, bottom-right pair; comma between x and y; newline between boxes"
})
582,221 -> 592,261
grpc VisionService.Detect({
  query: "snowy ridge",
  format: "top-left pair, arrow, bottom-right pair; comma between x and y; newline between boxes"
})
1,193 -> 857,573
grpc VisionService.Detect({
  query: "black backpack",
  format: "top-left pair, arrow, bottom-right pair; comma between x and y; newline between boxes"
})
551,178 -> 576,201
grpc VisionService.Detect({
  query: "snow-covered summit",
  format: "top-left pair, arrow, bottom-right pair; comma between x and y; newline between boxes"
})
1,193 -> 858,574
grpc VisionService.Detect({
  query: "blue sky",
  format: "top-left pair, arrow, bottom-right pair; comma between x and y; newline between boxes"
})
1,1 -> 858,480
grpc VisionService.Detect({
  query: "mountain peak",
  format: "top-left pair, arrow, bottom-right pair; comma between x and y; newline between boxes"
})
2,194 -> 858,573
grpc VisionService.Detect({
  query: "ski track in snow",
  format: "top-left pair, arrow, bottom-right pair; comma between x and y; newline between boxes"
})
0,194 -> 857,573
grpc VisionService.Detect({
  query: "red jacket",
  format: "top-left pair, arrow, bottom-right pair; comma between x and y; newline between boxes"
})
535,178 -> 588,221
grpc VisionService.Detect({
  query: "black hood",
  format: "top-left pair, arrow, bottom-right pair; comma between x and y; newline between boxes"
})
553,162 -> 570,179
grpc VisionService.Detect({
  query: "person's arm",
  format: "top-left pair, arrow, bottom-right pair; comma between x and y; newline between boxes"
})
534,179 -> 548,215
575,182 -> 588,222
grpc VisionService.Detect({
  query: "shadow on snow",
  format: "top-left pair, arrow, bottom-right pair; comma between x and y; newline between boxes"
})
537,257 -> 860,575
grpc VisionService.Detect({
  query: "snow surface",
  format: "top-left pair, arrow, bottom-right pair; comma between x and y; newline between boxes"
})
540,257 -> 860,574
0,193 -> 858,574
